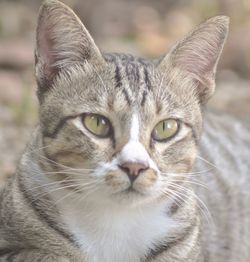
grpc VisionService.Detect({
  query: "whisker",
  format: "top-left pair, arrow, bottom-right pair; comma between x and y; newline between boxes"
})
25,177 -> 101,192
167,183 -> 214,227
160,178 -> 208,189
196,155 -> 219,170
29,178 -> 104,204
38,170 -> 93,176
73,184 -> 103,207
53,179 -> 104,207
159,187 -> 191,211
32,153 -> 96,172
160,168 -> 213,177
27,144 -> 52,154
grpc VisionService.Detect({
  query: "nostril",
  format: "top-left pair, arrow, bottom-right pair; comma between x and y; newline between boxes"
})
119,165 -> 130,174
119,162 -> 149,183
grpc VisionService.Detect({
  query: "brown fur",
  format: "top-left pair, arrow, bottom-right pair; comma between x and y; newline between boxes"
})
0,1 -> 249,262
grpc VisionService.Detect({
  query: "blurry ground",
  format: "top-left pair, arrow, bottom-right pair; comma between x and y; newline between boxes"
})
0,0 -> 250,183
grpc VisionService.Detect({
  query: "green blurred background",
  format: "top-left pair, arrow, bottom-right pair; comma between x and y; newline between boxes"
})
0,0 -> 250,180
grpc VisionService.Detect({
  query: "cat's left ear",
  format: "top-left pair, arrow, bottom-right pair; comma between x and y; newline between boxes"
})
35,0 -> 106,102
157,16 -> 229,104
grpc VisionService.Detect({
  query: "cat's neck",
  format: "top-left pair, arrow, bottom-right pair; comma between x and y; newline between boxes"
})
52,189 -> 177,262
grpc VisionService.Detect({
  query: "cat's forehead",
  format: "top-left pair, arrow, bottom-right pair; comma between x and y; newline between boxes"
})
102,54 -> 196,118
73,53 -> 159,115
101,54 -> 160,120
46,52 -> 198,128
104,53 -> 155,95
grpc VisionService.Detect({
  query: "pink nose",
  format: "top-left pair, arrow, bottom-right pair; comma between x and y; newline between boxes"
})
119,162 -> 148,183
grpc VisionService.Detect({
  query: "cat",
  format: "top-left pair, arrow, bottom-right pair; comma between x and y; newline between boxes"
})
0,0 -> 249,261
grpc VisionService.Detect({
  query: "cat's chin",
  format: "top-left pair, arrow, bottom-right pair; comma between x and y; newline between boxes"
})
101,186 -> 162,207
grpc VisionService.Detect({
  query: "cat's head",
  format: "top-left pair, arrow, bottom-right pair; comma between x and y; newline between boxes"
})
35,0 -> 229,206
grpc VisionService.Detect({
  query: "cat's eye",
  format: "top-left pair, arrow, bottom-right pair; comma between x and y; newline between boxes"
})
82,114 -> 111,138
152,119 -> 179,142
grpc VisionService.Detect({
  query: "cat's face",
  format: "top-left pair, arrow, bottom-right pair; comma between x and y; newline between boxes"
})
40,59 -> 201,205
35,1 -> 228,206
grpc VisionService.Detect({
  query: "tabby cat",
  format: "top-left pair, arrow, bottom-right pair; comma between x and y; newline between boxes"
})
0,0 -> 249,261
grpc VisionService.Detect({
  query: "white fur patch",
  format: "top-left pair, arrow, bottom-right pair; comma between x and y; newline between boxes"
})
72,118 -> 85,133
58,197 -> 176,262
130,114 -> 140,141
118,113 -> 158,171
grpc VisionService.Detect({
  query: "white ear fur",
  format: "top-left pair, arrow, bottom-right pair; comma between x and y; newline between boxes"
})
158,16 -> 229,104
35,0 -> 105,100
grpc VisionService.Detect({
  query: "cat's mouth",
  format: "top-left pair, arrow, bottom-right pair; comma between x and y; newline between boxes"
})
103,167 -> 159,200
123,186 -> 144,195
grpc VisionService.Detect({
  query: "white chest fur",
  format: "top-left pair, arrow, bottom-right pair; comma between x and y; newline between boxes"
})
59,199 -> 175,262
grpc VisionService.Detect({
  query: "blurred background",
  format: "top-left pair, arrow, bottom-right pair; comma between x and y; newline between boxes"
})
0,0 -> 250,182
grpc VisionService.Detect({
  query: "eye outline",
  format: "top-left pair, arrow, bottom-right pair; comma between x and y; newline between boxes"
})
151,118 -> 181,142
81,113 -> 113,139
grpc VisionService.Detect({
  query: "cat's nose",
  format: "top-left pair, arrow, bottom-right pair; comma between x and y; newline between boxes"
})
119,162 -> 149,183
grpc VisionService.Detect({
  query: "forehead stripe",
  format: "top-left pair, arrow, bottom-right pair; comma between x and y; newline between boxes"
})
143,66 -> 151,90
122,88 -> 132,105
42,115 -> 76,139
115,64 -> 122,88
141,90 -> 147,106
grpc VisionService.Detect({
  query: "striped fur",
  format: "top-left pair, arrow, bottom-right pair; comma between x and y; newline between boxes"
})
0,1 -> 249,261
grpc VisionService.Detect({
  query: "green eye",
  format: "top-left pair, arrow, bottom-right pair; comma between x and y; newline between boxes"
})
152,119 -> 179,141
82,114 -> 111,138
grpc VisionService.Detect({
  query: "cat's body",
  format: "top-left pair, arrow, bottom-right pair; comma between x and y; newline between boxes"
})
0,1 -> 249,261
197,111 -> 250,262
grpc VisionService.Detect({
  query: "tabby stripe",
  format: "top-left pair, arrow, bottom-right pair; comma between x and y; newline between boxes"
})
0,248 -> 22,262
114,64 -> 122,88
122,88 -> 131,105
169,201 -> 180,215
17,175 -> 77,247
141,90 -> 147,106
134,64 -> 140,83
143,67 -> 151,90
2,251 -> 20,262
168,182 -> 190,215
184,122 -> 199,145
125,62 -> 140,83
0,249 -> 19,257
42,115 -> 77,139
144,218 -> 197,261
41,137 -> 60,170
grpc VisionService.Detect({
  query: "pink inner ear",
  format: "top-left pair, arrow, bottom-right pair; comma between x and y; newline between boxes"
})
39,28 -> 52,66
37,19 -> 61,82
173,34 -> 220,80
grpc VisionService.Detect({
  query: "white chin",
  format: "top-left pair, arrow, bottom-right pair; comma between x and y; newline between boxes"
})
107,188 -> 156,207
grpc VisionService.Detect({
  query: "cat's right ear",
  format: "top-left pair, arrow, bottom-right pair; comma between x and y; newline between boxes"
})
35,0 -> 105,102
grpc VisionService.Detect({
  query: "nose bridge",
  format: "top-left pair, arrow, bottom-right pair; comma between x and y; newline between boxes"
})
118,140 -> 150,166
114,113 -> 140,154
113,115 -> 131,155
117,113 -> 150,163
130,113 -> 140,141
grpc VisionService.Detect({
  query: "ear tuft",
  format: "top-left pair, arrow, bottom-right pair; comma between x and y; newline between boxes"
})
35,0 -> 105,102
158,15 -> 229,104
